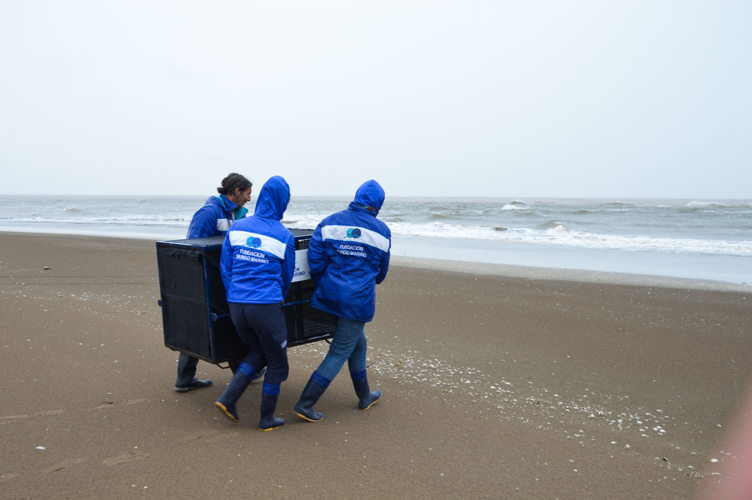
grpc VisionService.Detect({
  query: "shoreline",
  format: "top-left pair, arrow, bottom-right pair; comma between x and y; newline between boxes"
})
392,256 -> 752,293
2,229 -> 750,293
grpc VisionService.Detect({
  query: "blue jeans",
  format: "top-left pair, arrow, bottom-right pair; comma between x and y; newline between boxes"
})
315,317 -> 368,382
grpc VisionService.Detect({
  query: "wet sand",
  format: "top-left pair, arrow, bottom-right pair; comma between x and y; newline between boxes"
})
1,232 -> 751,499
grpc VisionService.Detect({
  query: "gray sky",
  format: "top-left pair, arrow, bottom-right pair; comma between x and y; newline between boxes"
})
1,1 -> 750,198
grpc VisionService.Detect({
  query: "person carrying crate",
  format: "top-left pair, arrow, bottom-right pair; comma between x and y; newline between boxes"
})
294,179 -> 391,422
214,175 -> 295,431
174,172 -> 254,393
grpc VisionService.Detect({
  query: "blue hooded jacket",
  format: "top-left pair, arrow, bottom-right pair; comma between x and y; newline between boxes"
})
308,180 -> 391,322
187,194 -> 245,239
220,176 -> 296,304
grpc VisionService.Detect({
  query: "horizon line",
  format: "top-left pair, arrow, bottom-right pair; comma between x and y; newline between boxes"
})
0,193 -> 749,201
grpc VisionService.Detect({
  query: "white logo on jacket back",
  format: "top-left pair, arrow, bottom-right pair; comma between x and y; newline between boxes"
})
229,230 -> 287,260
321,225 -> 389,253
237,247 -> 269,263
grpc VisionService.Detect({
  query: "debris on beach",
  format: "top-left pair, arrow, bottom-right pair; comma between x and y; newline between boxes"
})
292,341 -> 705,477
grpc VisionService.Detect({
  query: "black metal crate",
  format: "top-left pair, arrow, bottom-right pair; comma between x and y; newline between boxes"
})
156,229 -> 335,364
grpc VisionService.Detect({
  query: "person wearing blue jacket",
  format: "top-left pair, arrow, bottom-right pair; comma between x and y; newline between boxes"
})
175,173 -> 253,393
186,174 -> 252,240
294,179 -> 390,423
215,175 -> 295,431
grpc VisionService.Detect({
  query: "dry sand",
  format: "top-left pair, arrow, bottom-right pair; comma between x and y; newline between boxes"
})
1,232 -> 751,499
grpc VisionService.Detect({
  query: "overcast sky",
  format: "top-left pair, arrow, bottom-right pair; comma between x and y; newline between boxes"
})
1,1 -> 750,198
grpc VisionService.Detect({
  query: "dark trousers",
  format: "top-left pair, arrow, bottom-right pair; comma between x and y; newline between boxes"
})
228,302 -> 289,385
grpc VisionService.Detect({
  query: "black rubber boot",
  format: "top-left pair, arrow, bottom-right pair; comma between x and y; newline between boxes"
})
293,375 -> 328,422
258,386 -> 285,431
214,368 -> 253,423
352,375 -> 381,410
175,378 -> 213,393
175,354 -> 212,392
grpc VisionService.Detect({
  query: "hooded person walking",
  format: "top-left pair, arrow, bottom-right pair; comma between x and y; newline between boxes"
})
294,179 -> 391,422
215,175 -> 295,431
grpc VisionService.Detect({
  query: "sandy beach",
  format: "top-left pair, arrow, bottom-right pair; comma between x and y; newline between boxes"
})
1,232 -> 751,499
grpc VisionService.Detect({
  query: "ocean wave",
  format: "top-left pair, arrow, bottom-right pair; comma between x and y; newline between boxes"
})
5,215 -> 190,226
97,216 -> 189,224
388,221 -> 752,257
8,211 -> 750,257
502,201 -> 528,211
3,196 -> 752,260
429,212 -> 454,220
541,220 -> 568,231
537,230 -> 752,257
601,202 -> 636,208
686,201 -> 752,209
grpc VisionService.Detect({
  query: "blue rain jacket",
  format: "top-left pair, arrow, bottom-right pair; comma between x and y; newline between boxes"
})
308,180 -> 391,322
187,194 -> 246,239
220,176 -> 295,304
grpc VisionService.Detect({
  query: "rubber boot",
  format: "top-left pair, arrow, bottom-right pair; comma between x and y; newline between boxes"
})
293,372 -> 330,422
258,384 -> 285,431
352,371 -> 381,410
214,363 -> 255,422
175,353 -> 212,392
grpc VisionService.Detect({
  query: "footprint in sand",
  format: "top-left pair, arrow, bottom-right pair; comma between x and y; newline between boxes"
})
43,458 -> 86,473
102,449 -> 149,466
0,410 -> 65,424
205,430 -> 241,443
178,429 -> 223,444
93,399 -> 147,410
35,409 -> 66,417
0,415 -> 30,425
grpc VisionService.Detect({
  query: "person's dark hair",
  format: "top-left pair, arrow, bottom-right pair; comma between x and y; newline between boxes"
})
217,173 -> 252,195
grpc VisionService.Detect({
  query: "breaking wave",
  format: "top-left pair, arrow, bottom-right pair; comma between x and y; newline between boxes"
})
502,201 -> 529,211
387,221 -> 752,257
